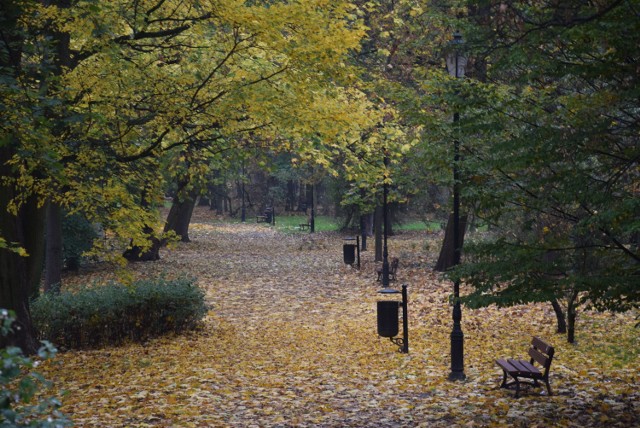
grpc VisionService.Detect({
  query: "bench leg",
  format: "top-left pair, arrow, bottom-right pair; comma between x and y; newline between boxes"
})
544,378 -> 552,396
499,370 -> 508,389
499,370 -> 523,398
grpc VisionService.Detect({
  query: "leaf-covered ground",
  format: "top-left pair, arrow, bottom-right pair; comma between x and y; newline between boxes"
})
43,210 -> 639,427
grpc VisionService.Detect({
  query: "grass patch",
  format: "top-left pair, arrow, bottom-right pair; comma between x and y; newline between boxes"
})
396,220 -> 442,232
270,215 -> 340,233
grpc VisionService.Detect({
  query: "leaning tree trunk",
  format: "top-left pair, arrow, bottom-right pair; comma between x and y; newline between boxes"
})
435,213 -> 468,272
44,201 -> 63,293
164,189 -> 198,242
551,299 -> 567,334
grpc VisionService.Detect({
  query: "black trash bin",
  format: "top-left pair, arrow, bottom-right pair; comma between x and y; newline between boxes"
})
264,208 -> 273,224
343,237 -> 357,265
377,300 -> 399,338
343,243 -> 356,265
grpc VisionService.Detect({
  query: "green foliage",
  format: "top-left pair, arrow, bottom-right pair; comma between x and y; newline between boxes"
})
433,1 -> 640,315
62,211 -> 98,270
0,310 -> 71,427
31,278 -> 207,349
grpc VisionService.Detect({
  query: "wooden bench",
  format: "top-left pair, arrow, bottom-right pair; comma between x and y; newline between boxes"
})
496,336 -> 555,398
257,208 -> 274,224
376,257 -> 399,281
299,216 -> 312,231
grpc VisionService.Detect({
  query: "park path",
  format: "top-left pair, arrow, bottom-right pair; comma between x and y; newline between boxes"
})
46,213 -> 640,427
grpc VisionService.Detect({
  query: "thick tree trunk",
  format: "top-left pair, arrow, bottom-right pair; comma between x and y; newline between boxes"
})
0,1 -> 44,345
123,225 -> 162,262
164,190 -> 197,242
44,202 -> 63,293
435,213 -> 468,272
1,148 -> 44,355
551,299 -> 567,334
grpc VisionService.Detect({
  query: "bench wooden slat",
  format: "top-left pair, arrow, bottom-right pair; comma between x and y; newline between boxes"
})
507,359 -> 541,376
532,336 -> 553,355
528,347 -> 549,368
506,359 -> 529,374
517,360 -> 541,375
496,358 -> 517,372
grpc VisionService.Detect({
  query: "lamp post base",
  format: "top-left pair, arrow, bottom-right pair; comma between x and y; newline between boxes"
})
448,371 -> 466,381
449,301 -> 465,381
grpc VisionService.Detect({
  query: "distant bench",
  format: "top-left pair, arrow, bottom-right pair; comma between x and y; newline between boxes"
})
256,208 -> 273,224
496,336 -> 555,398
299,217 -> 312,231
376,257 -> 399,281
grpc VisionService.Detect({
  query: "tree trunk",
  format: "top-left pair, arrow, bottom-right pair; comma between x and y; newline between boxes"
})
123,225 -> 162,262
164,189 -> 197,242
123,193 -> 162,262
551,299 -> 567,334
1,147 -> 44,355
374,205 -> 383,262
44,202 -> 63,293
0,0 -> 45,348
567,291 -> 578,344
360,214 -> 368,252
435,213 -> 468,272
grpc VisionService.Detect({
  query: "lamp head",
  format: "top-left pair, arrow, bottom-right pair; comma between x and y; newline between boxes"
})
446,31 -> 468,78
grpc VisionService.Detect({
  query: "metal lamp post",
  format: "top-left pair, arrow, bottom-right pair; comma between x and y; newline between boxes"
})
381,153 -> 391,288
446,30 -> 467,381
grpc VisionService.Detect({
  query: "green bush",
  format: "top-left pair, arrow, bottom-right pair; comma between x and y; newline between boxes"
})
31,278 -> 207,349
0,310 -> 71,427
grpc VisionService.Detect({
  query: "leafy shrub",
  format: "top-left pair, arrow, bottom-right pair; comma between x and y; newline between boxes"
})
31,278 -> 207,349
62,211 -> 98,270
0,310 -> 71,427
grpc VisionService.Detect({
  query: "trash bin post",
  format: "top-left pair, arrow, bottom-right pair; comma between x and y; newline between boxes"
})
377,284 -> 409,353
